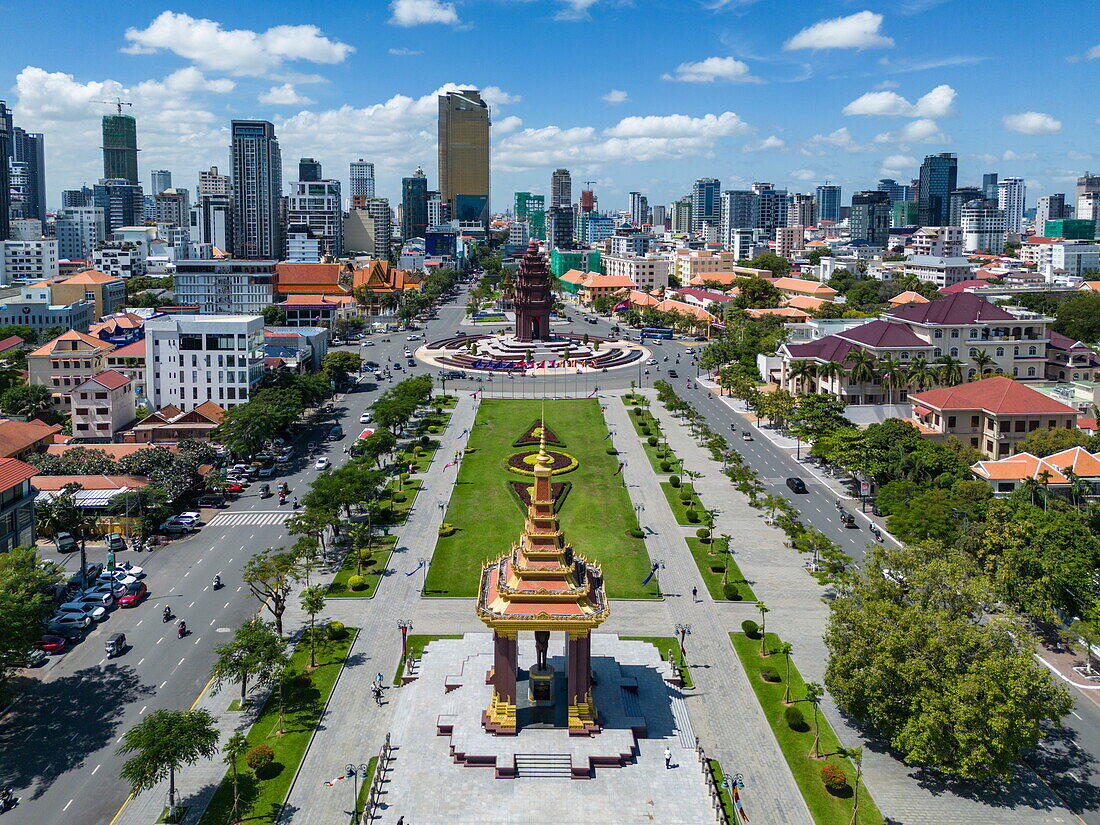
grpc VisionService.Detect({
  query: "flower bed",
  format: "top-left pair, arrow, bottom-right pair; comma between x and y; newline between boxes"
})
513,419 -> 566,448
505,449 -> 578,476
510,480 -> 570,510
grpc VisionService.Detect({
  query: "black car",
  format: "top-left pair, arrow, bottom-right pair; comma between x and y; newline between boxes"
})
785,477 -> 808,494
407,358 -> 416,367
667,369 -> 679,378
55,532 -> 77,553
393,362 -> 404,371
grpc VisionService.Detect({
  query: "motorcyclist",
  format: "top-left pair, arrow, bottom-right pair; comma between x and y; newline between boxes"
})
213,574 -> 221,589
293,497 -> 300,509
178,620 -> 187,638
163,605 -> 171,622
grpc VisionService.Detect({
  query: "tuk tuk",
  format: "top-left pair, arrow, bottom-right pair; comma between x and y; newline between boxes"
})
105,632 -> 127,659
259,483 -> 272,498
278,482 -> 290,496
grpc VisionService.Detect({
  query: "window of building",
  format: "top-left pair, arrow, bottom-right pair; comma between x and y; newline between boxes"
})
947,416 -> 956,428
951,347 -> 959,357
1014,421 -> 1026,433
996,347 -> 1005,357
1028,346 -> 1037,356
970,415 -> 979,427
950,329 -> 960,339
969,348 -> 978,357
1027,366 -> 1036,377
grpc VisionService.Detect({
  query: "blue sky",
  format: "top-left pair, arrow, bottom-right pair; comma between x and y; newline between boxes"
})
3,0 -> 1098,212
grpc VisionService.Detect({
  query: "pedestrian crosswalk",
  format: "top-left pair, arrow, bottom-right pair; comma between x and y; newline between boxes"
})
205,510 -> 291,528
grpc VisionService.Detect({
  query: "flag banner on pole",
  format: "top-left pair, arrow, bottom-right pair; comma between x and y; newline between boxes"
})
444,459 -> 457,469
324,771 -> 352,787
641,562 -> 659,587
406,559 -> 425,576
711,321 -> 726,330
613,461 -> 625,476
613,300 -> 630,312
733,786 -> 749,822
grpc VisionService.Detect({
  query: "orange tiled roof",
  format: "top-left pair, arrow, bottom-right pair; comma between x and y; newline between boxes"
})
581,274 -> 636,289
107,339 -> 146,359
784,295 -> 829,311
0,457 -> 39,491
910,376 -> 1079,416
771,277 -> 838,298
62,269 -> 121,285
972,447 -> 1100,483
655,299 -> 717,322
746,307 -> 811,319
30,330 -> 111,357
888,290 -> 930,305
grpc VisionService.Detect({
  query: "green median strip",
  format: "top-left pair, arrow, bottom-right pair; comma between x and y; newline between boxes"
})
686,536 -> 756,602
660,481 -> 704,525
326,536 -> 397,599
730,632 -> 884,825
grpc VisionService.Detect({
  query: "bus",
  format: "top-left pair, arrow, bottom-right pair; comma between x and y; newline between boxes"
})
640,327 -> 674,340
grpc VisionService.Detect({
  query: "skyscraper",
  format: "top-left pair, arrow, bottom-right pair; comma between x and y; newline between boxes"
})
151,170 -> 172,196
579,189 -> 595,213
692,178 -> 721,233
401,166 -> 429,240
719,190 -> 759,249
198,166 -> 230,197
437,89 -> 490,227
1035,194 -> 1067,233
298,157 -> 322,182
997,176 -> 1026,234
788,193 -> 816,228
11,126 -> 45,223
550,169 -> 571,209
962,199 -> 1006,254
982,172 -> 999,201
671,196 -> 693,234
753,182 -> 788,235
948,187 -> 982,227
917,153 -> 958,227
815,184 -> 841,223
877,178 -> 911,204
154,188 -> 190,228
628,192 -> 648,227
286,179 -> 342,259
545,206 -> 574,250
102,113 -> 139,184
850,191 -> 891,246
230,119 -> 282,260
350,159 -> 375,200
0,101 -> 11,241
61,187 -> 94,209
93,178 -> 144,233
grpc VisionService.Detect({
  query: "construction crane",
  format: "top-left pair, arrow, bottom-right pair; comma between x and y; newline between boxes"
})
98,98 -> 133,115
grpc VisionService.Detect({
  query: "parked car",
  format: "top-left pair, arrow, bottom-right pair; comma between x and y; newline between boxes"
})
117,581 -> 148,607
22,647 -> 48,667
48,612 -> 91,631
56,601 -> 106,623
55,532 -> 77,553
37,635 -> 68,655
112,561 -> 145,578
785,477 -> 808,494
363,361 -> 380,371
667,370 -> 679,379
198,494 -> 227,508
104,533 -> 126,552
177,512 -> 202,528
159,518 -> 193,535
314,457 -> 331,471
257,466 -> 275,478
44,621 -> 86,642
83,583 -> 123,607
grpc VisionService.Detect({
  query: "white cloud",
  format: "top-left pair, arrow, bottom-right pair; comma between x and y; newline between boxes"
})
879,154 -> 918,175
603,112 -> 752,139
790,168 -> 817,181
259,83 -> 315,105
601,89 -> 629,104
494,115 -> 523,135
802,127 -> 869,155
123,11 -> 353,76
874,80 -> 900,89
556,0 -> 600,21
389,0 -> 460,26
784,11 -> 894,51
873,118 -> 948,145
388,47 -> 423,56
480,87 -> 522,106
743,135 -> 786,152
842,84 -> 955,117
662,56 -> 761,83
1067,44 -> 1100,62
1001,149 -> 1036,161
1068,150 -> 1094,161
1002,111 -> 1062,135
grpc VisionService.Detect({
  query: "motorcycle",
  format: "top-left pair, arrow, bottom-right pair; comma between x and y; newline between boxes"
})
0,788 -> 17,813
212,575 -> 222,590
279,494 -> 287,505
177,622 -> 187,639
162,606 -> 172,623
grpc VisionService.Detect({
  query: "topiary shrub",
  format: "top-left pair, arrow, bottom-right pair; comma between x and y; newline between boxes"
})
246,745 -> 275,774
686,509 -> 700,523
628,528 -> 644,539
632,407 -> 642,416
741,619 -> 759,638
723,583 -> 740,601
660,461 -> 672,472
392,492 -> 408,503
821,764 -> 848,795
606,448 -> 618,455
420,435 -> 430,446
347,575 -> 366,592
639,427 -> 651,437
669,475 -> 681,488
647,436 -> 658,447
760,667 -> 780,683
784,705 -> 805,730
696,528 -> 711,542
325,620 -> 346,639
438,523 -> 456,537
400,472 -> 410,481
428,426 -> 440,434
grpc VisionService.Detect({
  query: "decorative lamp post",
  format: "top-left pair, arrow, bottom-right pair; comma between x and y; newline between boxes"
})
397,619 -> 413,660
652,558 -> 665,597
345,761 -> 370,824
674,622 -> 692,658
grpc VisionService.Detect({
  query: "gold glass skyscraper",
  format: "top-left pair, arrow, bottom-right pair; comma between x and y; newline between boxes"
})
437,89 -> 490,227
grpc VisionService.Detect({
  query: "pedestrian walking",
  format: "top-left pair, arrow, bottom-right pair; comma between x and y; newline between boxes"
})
376,672 -> 384,686
372,684 -> 383,706
664,747 -> 672,769
692,586 -> 698,602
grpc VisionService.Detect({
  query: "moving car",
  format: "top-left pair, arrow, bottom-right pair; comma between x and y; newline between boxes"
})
37,635 -> 68,655
105,533 -> 126,552
55,532 -> 77,553
667,370 -> 678,379
439,369 -> 466,379
314,457 -> 331,471
360,340 -> 375,347
645,359 -> 659,366
785,477 -> 808,494
117,581 -> 147,607
359,412 -> 373,424
741,432 -> 753,441
406,333 -> 422,340
839,511 -> 857,528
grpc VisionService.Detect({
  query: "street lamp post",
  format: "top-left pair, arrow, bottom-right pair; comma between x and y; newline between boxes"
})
418,557 -> 427,596
345,761 -> 370,824
652,558 -> 665,598
674,622 -> 692,658
397,619 -> 413,660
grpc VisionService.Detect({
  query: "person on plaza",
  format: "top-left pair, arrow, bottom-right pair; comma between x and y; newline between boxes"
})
692,586 -> 698,603
664,747 -> 672,769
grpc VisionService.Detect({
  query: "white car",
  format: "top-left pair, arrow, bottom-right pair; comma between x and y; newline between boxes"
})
314,457 -> 331,471
646,359 -> 659,366
112,561 -> 145,579
57,601 -> 108,622
98,570 -> 139,588
359,412 -> 373,424
177,512 -> 202,528
406,333 -> 422,341
360,340 -> 374,347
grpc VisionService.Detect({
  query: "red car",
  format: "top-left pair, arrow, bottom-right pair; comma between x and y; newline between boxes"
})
37,635 -> 68,654
117,581 -> 148,607
225,483 -> 246,494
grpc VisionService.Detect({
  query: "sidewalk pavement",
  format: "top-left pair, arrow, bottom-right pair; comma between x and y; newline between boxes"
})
647,388 -> 1076,825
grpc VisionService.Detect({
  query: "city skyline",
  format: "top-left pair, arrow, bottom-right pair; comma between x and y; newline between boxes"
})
1,2 -> 1096,209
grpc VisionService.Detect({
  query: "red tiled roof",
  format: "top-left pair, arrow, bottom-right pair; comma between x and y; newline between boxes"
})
31,475 -> 148,491
84,370 -> 130,391
108,339 -> 147,359
937,279 -> 996,295
840,320 -> 928,349
0,458 -> 39,491
889,291 -> 1016,323
0,336 -> 24,352
910,376 -> 1079,416
0,419 -> 62,457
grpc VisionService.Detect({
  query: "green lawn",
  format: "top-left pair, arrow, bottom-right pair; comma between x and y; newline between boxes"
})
378,478 -> 421,525
621,636 -> 694,688
730,632 -> 884,825
393,634 -> 463,685
352,755 -> 379,825
687,537 -> 756,602
425,398 -> 657,599
326,537 -> 397,598
660,481 -> 705,525
709,759 -> 737,823
198,629 -> 357,825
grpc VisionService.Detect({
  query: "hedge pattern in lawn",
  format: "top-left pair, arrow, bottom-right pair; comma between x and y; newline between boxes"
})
505,449 -> 578,476
512,419 -> 566,448
510,480 -> 570,510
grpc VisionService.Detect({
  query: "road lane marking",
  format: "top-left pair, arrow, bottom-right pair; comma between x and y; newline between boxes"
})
183,571 -> 190,577
210,618 -> 217,625
202,586 -> 208,592
63,799 -> 73,811
139,705 -> 147,715
224,602 -> 230,609
98,658 -> 105,666
177,658 -> 185,667
135,619 -> 142,627
157,636 -> 164,644
1072,710 -> 1082,719
160,681 -> 167,689
194,636 -> 201,644
91,765 -> 100,776
188,601 -> 195,608
137,658 -> 144,666
236,586 -> 242,592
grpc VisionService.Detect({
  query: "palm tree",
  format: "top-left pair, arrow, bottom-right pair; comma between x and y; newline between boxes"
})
934,354 -> 964,387
846,349 -> 877,391
905,355 -> 933,391
877,355 -> 907,403
815,362 -> 846,398
756,601 -> 769,656
972,350 -> 995,378
776,642 -> 795,703
787,360 -> 818,395
805,682 -> 824,758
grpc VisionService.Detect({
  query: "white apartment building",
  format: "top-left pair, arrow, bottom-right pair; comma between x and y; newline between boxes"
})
609,232 -> 649,256
901,255 -> 974,288
144,314 -> 265,410
601,252 -> 669,291
962,202 -> 1007,254
70,370 -> 136,442
775,226 -> 804,258
910,226 -> 963,257
286,179 -> 343,258
172,259 -> 275,314
198,167 -> 231,197
508,221 -> 530,247
1037,240 -> 1100,281
0,238 -> 59,285
92,242 -> 145,280
998,177 -> 1026,234
350,159 -> 376,201
55,207 -> 106,260
669,249 -> 739,283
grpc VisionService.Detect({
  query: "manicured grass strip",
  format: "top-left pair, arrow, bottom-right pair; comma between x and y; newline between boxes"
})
730,632 -> 884,825
621,394 -> 648,406
198,629 -> 357,825
642,439 -> 683,476
379,478 -> 421,525
709,759 -> 736,824
352,755 -> 379,825
425,399 -> 656,599
393,634 -> 463,685
621,636 -> 694,689
326,536 -> 397,598
660,481 -> 704,525
686,537 -> 756,602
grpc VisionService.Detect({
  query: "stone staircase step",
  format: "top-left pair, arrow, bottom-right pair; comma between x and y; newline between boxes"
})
669,691 -> 697,749
514,753 -> 572,778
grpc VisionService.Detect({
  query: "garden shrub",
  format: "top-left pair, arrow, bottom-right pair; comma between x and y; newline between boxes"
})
761,667 -> 780,683
660,461 -> 672,472
628,528 -> 644,539
686,509 -> 700,523
246,745 -> 275,773
723,583 -> 740,601
669,475 -> 680,488
606,448 -> 619,455
821,764 -> 848,794
741,619 -> 759,637
438,523 -> 456,537
347,575 -> 366,592
400,472 -> 410,481
632,407 -> 642,416
428,426 -> 440,434
784,705 -> 805,730
392,492 -> 408,503
325,620 -> 346,639
647,436 -> 658,447
420,435 -> 430,446
696,528 -> 711,541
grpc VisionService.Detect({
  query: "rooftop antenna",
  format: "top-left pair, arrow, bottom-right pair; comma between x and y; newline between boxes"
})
98,98 -> 133,115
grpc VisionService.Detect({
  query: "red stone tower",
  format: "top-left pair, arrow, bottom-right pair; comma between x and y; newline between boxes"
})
513,240 -> 554,342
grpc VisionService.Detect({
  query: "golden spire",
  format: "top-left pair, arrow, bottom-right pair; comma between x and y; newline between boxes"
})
536,405 -> 551,468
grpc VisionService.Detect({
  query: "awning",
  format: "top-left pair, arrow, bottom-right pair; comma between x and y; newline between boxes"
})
358,428 -> 375,440
912,406 -> 930,416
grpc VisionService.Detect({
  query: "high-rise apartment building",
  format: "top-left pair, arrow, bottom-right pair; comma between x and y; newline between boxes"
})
753,182 -> 788,235
815,184 -> 841,223
650,204 -> 667,229
692,178 -> 721,233
102,113 -> 139,184
877,178 -> 912,204
850,191 -> 891,247
198,166 -> 230,197
628,192 -> 648,227
189,195 -> 232,251
10,126 -> 45,224
298,158 -> 322,182
1035,195 -> 1067,233
154,188 -> 190,228
962,199 -> 1006,254
719,191 -> 758,249
514,192 -> 544,222
0,102 -> 11,241
917,153 -> 958,227
286,179 -> 342,258
550,169 -> 572,209
55,206 -> 106,260
401,167 -> 429,240
438,89 -> 490,227
997,176 -> 1026,234
61,187 -> 94,209
788,193 -> 816,229
230,120 -> 282,260
93,178 -> 144,233
151,170 -> 172,196
350,159 -> 375,201
579,189 -> 595,214
546,206 -> 574,251
982,173 -> 999,201
948,187 -> 982,227
344,197 -> 392,258
671,196 -> 692,234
